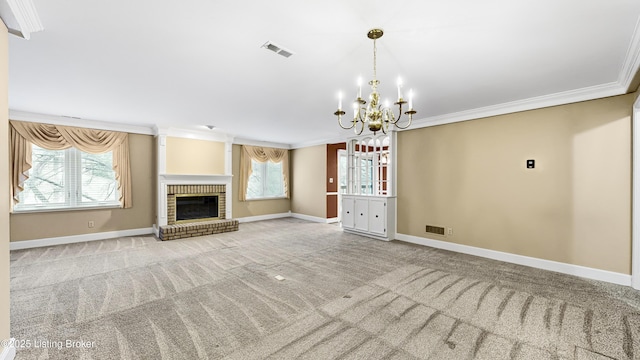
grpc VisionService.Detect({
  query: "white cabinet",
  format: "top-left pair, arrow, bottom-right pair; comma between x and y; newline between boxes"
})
342,195 -> 395,241
368,199 -> 386,235
354,198 -> 369,232
342,197 -> 355,229
341,131 -> 396,241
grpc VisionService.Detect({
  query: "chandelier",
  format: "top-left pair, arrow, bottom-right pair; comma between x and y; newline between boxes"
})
334,28 -> 416,135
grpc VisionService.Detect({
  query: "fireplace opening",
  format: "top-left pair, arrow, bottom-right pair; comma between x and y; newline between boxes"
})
176,193 -> 220,222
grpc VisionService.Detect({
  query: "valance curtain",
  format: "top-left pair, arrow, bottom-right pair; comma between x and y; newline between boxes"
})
10,120 -> 133,208
239,145 -> 289,201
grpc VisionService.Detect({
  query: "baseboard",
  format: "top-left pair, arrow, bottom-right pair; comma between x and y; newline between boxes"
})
238,213 -> 337,224
395,233 -> 632,287
10,228 -> 154,250
0,340 -> 16,360
236,213 -> 291,223
290,213 -> 329,223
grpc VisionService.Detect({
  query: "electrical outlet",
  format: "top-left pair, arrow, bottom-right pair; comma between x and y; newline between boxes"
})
329,178 -> 334,183
447,227 -> 453,235
88,220 -> 95,228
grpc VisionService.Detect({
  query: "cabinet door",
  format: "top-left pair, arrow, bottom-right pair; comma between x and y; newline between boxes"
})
368,199 -> 386,235
354,198 -> 369,231
341,197 -> 355,229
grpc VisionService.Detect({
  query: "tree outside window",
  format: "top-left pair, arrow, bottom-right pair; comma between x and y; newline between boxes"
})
246,160 -> 285,199
15,145 -> 119,210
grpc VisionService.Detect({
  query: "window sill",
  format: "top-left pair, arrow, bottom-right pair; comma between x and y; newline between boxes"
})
12,204 -> 122,214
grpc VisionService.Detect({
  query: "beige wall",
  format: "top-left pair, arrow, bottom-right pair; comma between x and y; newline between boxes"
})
0,21 -> 9,354
10,133 -> 155,241
398,93 -> 635,274
166,136 -> 225,175
291,144 -> 327,218
231,144 -> 290,218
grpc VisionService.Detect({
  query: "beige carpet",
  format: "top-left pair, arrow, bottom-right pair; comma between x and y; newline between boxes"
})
9,218 -> 640,359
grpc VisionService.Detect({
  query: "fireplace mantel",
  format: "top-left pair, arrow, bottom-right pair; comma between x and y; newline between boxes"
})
158,174 -> 233,184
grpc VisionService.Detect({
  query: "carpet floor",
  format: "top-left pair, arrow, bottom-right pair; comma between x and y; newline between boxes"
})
9,218 -> 640,359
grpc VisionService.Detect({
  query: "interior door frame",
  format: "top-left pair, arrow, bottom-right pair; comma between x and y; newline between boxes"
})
632,96 -> 640,289
337,149 -> 347,222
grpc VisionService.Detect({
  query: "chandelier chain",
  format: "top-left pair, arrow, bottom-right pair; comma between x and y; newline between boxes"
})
372,39 -> 377,81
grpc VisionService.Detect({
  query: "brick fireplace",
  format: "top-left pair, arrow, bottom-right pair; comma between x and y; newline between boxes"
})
166,184 -> 226,225
157,177 -> 238,241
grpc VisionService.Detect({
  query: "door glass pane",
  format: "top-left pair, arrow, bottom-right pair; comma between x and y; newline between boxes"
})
360,158 -> 373,194
338,154 -> 347,194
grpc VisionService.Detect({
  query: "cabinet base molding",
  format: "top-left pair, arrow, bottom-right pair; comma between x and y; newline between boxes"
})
343,227 -> 393,241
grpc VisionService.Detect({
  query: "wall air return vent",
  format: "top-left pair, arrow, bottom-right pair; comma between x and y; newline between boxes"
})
425,225 -> 445,235
261,41 -> 294,58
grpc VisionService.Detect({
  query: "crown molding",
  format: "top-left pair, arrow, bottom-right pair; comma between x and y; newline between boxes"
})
233,137 -> 292,149
9,110 -> 156,134
290,136 -> 347,149
405,81 -> 625,131
619,15 -> 640,91
155,126 -> 234,143
0,0 -> 43,39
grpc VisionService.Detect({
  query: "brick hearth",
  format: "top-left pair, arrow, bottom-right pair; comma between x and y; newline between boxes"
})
159,219 -> 239,241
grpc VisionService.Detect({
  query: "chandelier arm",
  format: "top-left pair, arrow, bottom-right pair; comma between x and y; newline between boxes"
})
355,118 -> 365,135
355,108 -> 366,135
394,113 -> 414,129
336,113 -> 356,130
381,109 -> 390,134
389,102 -> 403,125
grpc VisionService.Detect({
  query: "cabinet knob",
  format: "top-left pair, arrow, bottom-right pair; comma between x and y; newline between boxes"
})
375,215 -> 379,218
360,213 -> 363,216
346,211 -> 350,214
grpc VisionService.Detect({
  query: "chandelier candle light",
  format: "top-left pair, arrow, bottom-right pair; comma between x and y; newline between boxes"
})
334,28 -> 416,134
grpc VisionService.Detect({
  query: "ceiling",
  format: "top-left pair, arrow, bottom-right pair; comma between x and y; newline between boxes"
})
7,0 -> 640,147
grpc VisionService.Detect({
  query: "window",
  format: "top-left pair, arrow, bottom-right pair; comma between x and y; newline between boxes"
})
14,145 -> 119,211
338,150 -> 347,194
246,159 -> 285,199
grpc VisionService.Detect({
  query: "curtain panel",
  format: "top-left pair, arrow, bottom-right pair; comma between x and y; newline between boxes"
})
10,120 -> 133,209
239,145 -> 289,201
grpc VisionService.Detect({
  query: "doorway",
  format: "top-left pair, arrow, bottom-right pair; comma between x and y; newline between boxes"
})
337,149 -> 347,222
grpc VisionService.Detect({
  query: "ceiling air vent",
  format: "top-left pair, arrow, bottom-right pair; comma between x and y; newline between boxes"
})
261,41 -> 294,58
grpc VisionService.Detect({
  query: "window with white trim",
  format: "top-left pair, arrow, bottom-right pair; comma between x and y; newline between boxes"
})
14,145 -> 120,211
246,159 -> 285,199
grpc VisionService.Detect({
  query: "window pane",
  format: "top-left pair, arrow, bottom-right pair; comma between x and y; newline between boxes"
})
246,161 -> 264,199
81,151 -> 118,203
246,160 -> 285,199
265,161 -> 283,197
14,145 -> 120,211
18,146 -> 66,206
